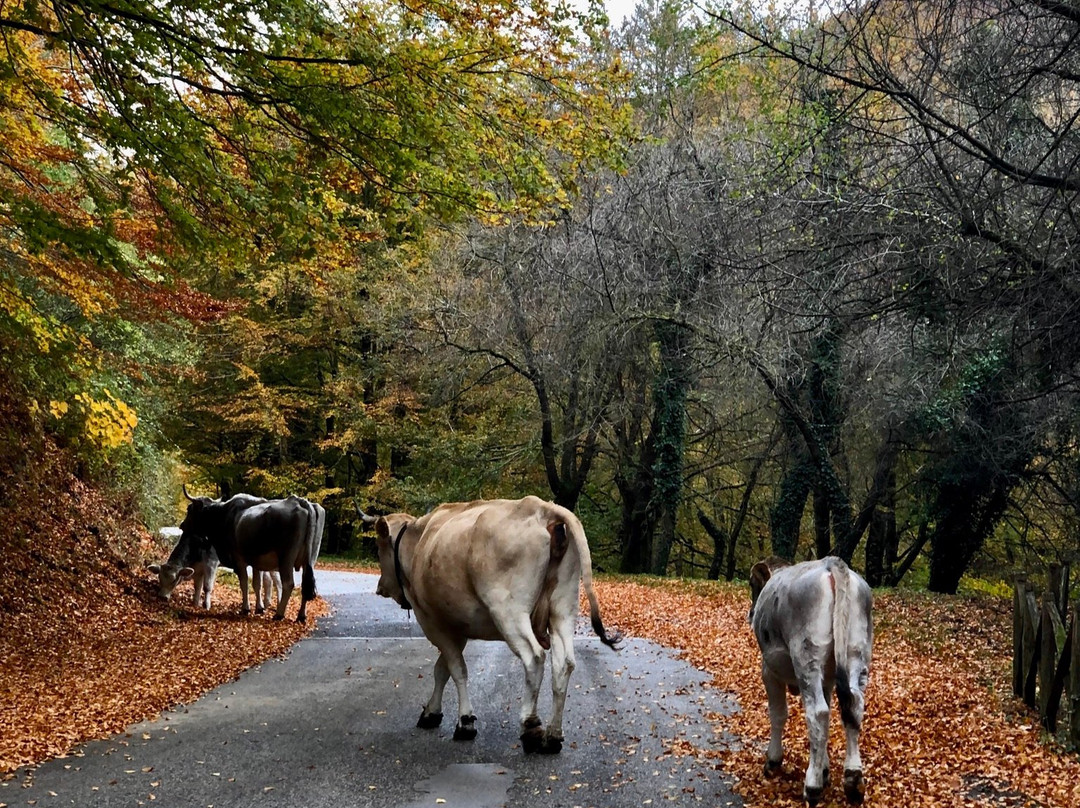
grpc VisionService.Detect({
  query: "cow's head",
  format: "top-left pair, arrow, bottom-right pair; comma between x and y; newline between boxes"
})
371,512 -> 415,609
146,561 -> 195,602
748,556 -> 791,621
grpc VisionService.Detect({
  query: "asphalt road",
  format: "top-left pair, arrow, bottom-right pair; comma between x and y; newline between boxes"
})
7,571 -> 742,808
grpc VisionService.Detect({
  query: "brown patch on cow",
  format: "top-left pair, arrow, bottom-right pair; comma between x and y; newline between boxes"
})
529,522 -> 571,650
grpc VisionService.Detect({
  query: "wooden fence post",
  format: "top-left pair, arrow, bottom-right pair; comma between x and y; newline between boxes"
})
1070,603 -> 1080,750
1059,563 -> 1071,620
1023,588 -> 1041,710
1039,592 -> 1067,732
1014,577 -> 1027,698
1050,564 -> 1063,616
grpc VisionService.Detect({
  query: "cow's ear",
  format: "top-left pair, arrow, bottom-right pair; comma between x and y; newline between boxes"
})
146,563 -> 161,574
179,567 -> 195,580
374,517 -> 391,543
749,560 -> 773,606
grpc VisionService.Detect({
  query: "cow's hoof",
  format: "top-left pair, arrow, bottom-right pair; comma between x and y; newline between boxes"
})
843,769 -> 865,804
520,725 -> 545,754
804,784 -> 825,807
255,606 -> 265,615
453,715 -> 477,741
417,711 -> 443,729
763,759 -> 782,778
240,608 -> 251,616
295,613 -> 306,624
272,613 -> 285,621
539,734 -> 563,755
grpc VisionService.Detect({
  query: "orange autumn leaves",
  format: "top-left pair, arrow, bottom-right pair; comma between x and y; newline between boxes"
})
590,579 -> 1080,808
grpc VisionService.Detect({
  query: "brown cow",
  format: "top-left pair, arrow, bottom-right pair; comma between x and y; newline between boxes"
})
362,496 -> 620,753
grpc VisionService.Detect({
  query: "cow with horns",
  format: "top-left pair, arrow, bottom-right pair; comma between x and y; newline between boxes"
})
179,488 -> 320,623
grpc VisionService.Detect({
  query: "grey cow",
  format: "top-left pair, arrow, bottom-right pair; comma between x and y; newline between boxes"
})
180,490 -> 318,622
749,556 -> 872,806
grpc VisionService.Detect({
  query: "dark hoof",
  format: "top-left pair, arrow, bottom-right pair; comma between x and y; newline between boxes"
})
417,711 -> 443,729
255,606 -> 265,615
804,784 -> 824,807
453,715 -> 477,741
240,608 -> 251,616
520,723 -> 545,754
764,759 -> 782,778
540,735 -> 563,754
296,613 -> 306,624
272,613 -> 285,621
843,769 -> 865,804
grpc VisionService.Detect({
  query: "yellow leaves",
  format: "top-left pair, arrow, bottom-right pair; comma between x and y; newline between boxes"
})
72,389 -> 138,450
47,400 -> 68,420
319,189 -> 348,217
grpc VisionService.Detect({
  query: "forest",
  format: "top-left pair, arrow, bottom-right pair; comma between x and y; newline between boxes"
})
2,0 -> 1079,596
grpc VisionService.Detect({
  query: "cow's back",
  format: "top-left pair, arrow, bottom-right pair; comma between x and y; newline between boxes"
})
752,561 -> 836,682
234,499 -> 310,569
408,497 -> 570,639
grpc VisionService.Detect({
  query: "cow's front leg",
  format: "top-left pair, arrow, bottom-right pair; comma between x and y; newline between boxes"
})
762,668 -> 788,778
432,638 -> 475,740
202,575 -> 215,610
800,676 -> 832,806
252,570 -> 265,614
417,653 -> 450,729
764,665 -> 790,777
237,565 -> 251,615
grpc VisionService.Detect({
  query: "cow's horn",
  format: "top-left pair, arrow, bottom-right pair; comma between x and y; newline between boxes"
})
354,504 -> 378,525
182,484 -> 197,502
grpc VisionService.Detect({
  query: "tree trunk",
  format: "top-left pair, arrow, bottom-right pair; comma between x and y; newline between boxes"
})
646,321 -> 691,576
770,460 -> 812,560
698,510 -> 726,580
813,482 -> 831,558
617,473 -> 656,574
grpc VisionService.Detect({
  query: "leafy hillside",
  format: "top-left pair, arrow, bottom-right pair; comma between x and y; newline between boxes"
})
0,399 -> 324,773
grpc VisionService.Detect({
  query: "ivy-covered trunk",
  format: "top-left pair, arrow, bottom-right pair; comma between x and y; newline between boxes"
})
617,471 -> 656,574
646,321 -> 691,576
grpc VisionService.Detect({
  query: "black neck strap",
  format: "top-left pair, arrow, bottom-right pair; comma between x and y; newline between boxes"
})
392,523 -> 412,611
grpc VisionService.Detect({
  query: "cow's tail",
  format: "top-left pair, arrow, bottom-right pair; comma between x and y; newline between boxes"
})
561,512 -> 621,649
302,499 -> 318,600
829,557 -> 860,731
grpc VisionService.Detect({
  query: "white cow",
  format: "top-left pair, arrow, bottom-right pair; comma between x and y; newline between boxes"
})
147,528 -> 219,609
749,556 -> 873,805
363,496 -> 621,753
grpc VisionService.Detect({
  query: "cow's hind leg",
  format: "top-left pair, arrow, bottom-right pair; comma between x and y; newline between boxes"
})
275,565 -> 296,621
493,613 -> 548,753
541,611 -> 578,754
417,652 -> 450,730
840,669 -> 867,804
800,675 -> 832,806
762,669 -> 788,777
